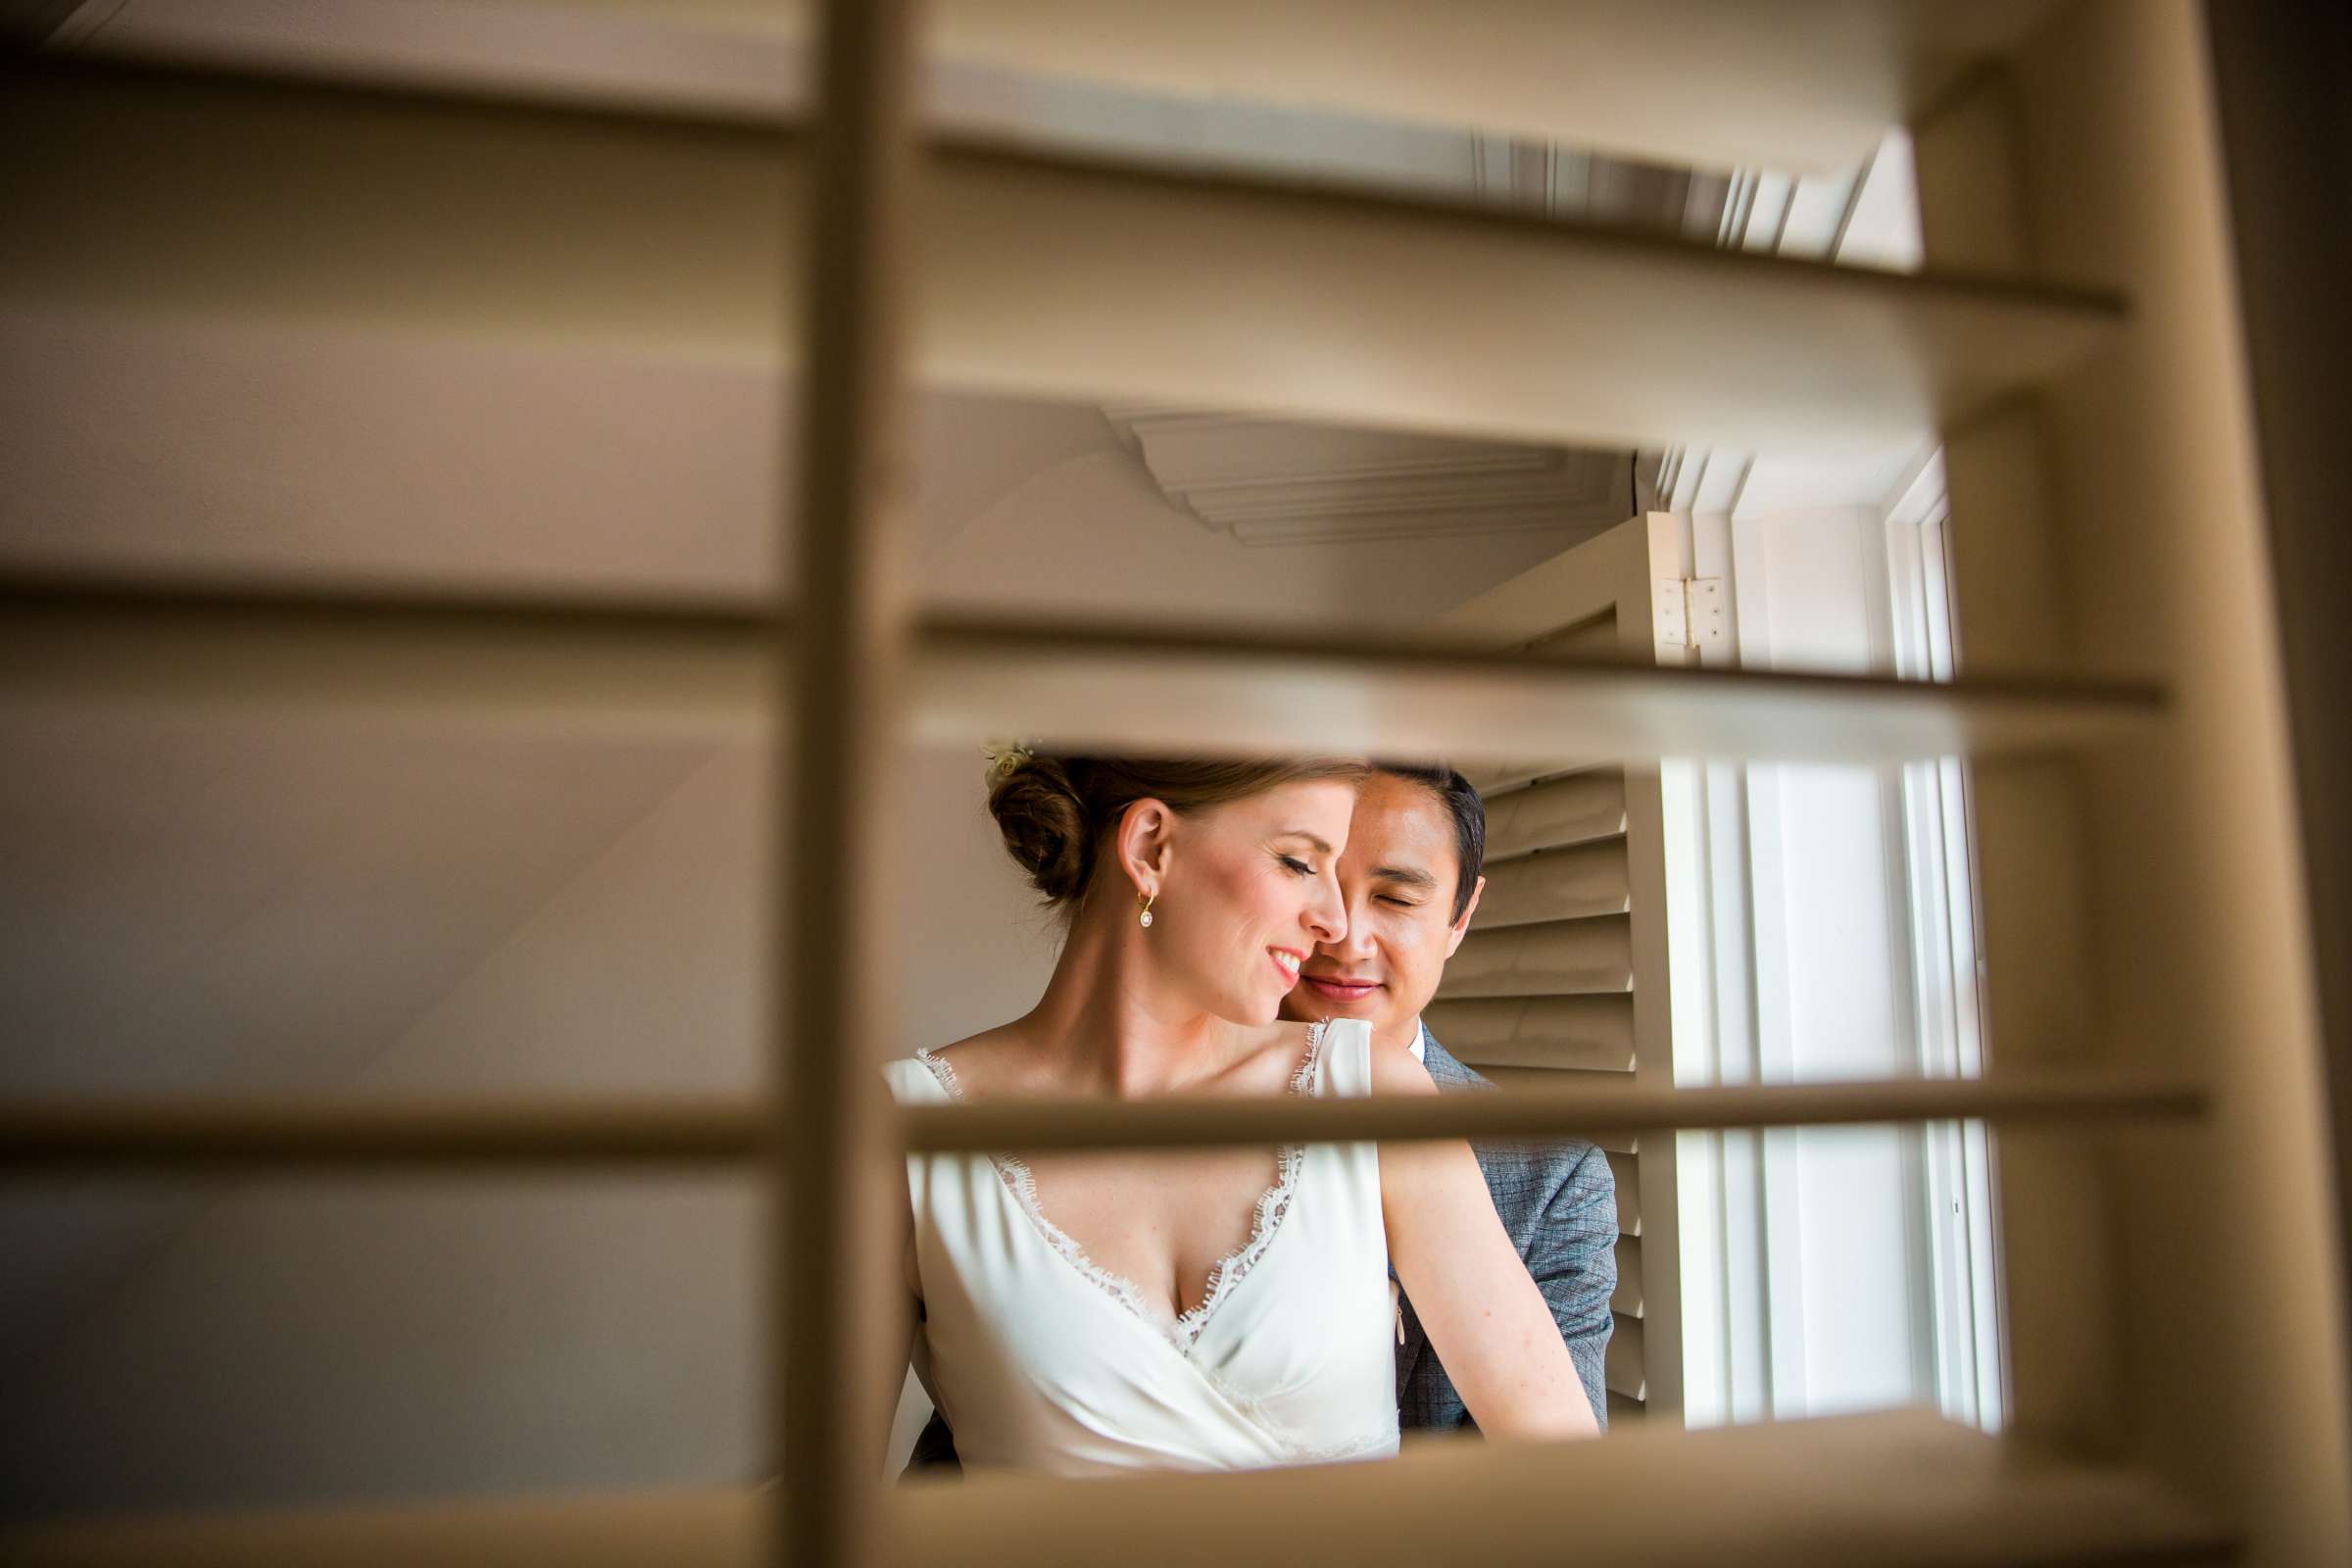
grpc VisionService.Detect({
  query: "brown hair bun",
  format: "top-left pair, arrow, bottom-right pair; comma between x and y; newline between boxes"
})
987,755 -> 1093,904
985,754 -> 1368,912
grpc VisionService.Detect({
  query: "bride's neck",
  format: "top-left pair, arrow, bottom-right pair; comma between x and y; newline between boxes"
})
1021,900 -> 1248,1099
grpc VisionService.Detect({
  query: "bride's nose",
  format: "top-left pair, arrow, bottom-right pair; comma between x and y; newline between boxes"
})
1304,868 -> 1348,945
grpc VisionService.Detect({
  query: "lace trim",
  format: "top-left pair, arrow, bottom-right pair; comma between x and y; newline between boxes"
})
912,1019 -> 1329,1353
1276,1425 -> 1402,1467
1206,1369 -> 1397,1467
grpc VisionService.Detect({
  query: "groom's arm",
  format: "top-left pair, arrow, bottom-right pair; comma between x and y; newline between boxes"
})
1528,1139 -> 1619,1427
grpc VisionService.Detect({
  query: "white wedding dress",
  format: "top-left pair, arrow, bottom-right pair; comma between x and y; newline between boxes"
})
884,1017 -> 1401,1475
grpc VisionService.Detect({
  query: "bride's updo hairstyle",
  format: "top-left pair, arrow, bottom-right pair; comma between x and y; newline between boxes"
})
989,753 -> 1366,911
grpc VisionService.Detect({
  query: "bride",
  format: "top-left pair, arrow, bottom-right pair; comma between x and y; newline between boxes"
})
885,752 -> 1598,1475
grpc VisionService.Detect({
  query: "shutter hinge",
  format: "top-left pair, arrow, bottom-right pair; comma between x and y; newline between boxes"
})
1655,577 -> 1728,652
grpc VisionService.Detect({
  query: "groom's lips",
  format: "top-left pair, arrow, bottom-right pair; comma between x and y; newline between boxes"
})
1299,974 -> 1382,1004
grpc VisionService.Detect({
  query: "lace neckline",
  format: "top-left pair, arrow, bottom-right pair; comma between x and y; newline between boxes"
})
912,1019 -> 1330,1354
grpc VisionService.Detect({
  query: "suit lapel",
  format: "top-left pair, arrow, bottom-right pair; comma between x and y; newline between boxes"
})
1418,1028 -> 1481,1090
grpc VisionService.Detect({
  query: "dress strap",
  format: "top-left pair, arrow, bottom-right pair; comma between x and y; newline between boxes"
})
1311,1017 -> 1378,1099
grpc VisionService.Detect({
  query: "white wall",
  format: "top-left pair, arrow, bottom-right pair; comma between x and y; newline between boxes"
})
1,740 -> 1062,1517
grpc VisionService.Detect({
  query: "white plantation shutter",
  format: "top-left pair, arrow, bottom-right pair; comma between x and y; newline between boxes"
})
1432,762 -> 1648,1419
1423,512 -> 1699,1427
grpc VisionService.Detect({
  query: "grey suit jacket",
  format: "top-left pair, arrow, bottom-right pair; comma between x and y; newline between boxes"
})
1403,1025 -> 1616,1430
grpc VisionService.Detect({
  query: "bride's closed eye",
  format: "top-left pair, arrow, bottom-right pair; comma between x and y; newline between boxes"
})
1277,854 -> 1315,876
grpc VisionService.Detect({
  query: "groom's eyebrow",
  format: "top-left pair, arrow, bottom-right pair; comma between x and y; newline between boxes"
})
1371,864 -> 1438,889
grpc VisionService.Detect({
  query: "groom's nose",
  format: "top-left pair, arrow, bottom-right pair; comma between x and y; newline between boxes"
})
1322,893 -> 1378,957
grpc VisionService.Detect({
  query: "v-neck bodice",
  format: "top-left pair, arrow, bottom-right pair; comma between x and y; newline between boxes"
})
908,1021 -> 1328,1349
885,1019 -> 1399,1475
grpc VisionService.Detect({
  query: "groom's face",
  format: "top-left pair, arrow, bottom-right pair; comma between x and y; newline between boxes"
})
1281,773 -> 1482,1047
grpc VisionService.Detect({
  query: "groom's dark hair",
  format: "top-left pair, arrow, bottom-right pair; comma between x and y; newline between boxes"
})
1369,762 -> 1485,924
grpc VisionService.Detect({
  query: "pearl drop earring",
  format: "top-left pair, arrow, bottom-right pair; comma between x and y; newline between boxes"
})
1138,891 -> 1155,929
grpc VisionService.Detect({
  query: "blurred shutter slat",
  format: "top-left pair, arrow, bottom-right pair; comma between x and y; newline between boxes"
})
0,1410 -> 2229,1566
916,620 -> 2154,763
0,588 -> 2160,761
522,0 -> 2063,175
0,1074 -> 2196,1170
3,57 -> 2122,453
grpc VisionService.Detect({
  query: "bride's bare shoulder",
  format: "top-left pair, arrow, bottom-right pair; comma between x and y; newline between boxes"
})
1223,1018 -> 1325,1089
922,1020 -> 1048,1098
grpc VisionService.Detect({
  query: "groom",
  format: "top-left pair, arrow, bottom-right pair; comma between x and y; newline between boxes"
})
1281,763 -> 1616,1432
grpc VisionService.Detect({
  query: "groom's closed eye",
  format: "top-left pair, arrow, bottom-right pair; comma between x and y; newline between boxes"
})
1371,865 -> 1437,906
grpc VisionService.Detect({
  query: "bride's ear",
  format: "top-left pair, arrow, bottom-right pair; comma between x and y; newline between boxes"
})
1112,797 -> 1178,899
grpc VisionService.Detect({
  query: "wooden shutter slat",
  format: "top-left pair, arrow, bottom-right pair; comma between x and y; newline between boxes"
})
0,1410 -> 2230,1567
1612,1238 -> 1642,1318
924,143 -> 2116,451
860,618 -> 2166,765
1484,770 -> 1630,860
0,1074 -> 2206,1171
0,584 -> 2166,763
492,0 -> 2056,175
1607,1313 -> 1646,1397
1608,1152 -> 1640,1236
1426,996 -> 1636,1072
0,1097 -> 760,1170
5,57 -> 2126,454
1474,841 -> 1633,928
932,1 -> 2063,174
1441,918 -> 1635,1000
1423,1066 -> 1638,1159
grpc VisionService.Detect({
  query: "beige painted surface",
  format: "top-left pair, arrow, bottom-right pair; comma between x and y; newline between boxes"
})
2035,8 -> 2350,1557
1924,1 -> 2351,1558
